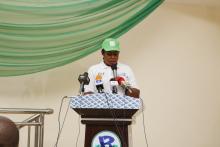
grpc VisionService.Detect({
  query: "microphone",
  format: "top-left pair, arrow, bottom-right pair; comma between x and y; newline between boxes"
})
110,64 -> 118,94
95,74 -> 104,93
111,64 -> 117,79
116,76 -> 132,93
78,72 -> 90,94
110,79 -> 118,94
95,81 -> 104,93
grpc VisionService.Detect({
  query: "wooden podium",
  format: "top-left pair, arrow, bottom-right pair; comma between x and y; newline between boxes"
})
70,93 -> 140,147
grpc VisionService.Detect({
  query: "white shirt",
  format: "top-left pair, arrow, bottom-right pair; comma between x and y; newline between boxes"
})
84,61 -> 138,95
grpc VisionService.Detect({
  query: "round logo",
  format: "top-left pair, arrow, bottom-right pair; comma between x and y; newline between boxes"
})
91,130 -> 121,147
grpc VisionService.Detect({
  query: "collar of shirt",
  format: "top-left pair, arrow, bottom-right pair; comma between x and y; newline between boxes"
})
100,61 -> 121,70
100,61 -> 109,69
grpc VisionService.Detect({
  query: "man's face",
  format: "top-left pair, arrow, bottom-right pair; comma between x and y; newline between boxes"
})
102,51 -> 119,66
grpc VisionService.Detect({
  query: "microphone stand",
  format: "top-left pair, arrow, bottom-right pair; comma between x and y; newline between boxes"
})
111,64 -> 118,94
79,82 -> 85,95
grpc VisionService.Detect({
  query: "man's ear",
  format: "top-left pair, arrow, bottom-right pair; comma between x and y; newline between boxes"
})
101,49 -> 105,55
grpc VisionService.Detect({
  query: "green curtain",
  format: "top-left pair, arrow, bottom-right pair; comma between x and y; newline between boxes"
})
0,0 -> 164,76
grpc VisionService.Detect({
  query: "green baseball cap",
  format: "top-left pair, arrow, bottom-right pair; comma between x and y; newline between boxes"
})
102,38 -> 120,52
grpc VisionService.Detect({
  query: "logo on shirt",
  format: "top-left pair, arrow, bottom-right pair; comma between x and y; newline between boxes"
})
95,73 -> 103,84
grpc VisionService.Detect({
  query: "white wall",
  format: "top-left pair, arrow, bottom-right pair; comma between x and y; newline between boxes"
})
0,2 -> 220,147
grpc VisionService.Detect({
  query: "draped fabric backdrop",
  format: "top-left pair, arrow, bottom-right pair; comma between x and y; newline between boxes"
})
0,0 -> 164,76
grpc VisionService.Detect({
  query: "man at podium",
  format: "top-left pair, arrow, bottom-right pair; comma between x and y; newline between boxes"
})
84,38 -> 140,98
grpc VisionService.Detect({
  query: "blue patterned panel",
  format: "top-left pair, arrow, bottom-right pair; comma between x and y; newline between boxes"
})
70,93 -> 140,109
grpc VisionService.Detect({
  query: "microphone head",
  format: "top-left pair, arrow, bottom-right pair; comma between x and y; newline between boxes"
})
116,76 -> 125,85
111,64 -> 117,70
78,72 -> 90,85
95,80 -> 104,93
84,72 -> 88,77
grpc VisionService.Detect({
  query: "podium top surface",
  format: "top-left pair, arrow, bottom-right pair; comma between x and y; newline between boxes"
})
70,93 -> 140,109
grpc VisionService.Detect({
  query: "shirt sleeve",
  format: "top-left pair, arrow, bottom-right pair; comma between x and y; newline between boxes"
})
127,66 -> 139,89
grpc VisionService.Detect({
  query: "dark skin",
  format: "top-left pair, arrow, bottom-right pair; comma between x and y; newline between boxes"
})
102,50 -> 140,98
0,116 -> 19,147
101,49 -> 119,66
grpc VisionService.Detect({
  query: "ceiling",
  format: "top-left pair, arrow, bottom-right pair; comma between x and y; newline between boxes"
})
166,0 -> 220,7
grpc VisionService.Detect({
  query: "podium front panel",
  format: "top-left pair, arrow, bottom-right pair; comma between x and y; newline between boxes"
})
70,93 -> 140,109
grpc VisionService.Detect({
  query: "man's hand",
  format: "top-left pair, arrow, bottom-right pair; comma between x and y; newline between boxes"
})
125,88 -> 140,98
115,76 -> 140,98
83,91 -> 94,95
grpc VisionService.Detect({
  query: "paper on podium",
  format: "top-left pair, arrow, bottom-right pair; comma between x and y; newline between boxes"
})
70,93 -> 140,109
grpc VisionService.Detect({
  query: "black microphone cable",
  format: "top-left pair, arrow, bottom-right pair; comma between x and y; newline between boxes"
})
103,93 -> 128,147
122,93 -> 127,140
54,96 -> 71,147
75,95 -> 83,147
104,92 -> 149,147
139,97 -> 149,147
75,112 -> 81,147
111,64 -> 118,94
